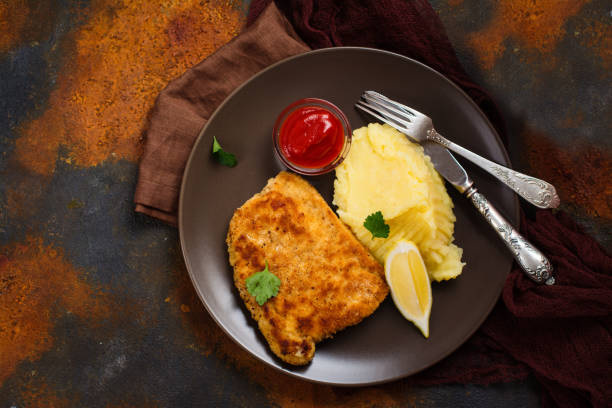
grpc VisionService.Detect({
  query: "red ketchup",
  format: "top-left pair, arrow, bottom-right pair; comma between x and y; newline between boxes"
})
278,106 -> 345,168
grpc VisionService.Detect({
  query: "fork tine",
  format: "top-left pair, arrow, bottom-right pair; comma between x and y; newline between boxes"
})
359,98 -> 415,131
363,91 -> 412,116
364,91 -> 423,118
355,102 -> 411,134
362,93 -> 415,125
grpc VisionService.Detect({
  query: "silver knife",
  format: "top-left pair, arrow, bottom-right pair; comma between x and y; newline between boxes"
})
423,140 -> 555,284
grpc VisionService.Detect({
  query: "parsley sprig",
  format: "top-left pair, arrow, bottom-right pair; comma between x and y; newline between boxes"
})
363,211 -> 390,239
246,261 -> 281,306
212,136 -> 237,167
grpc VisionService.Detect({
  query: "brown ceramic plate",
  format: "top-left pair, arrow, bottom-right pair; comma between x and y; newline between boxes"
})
179,47 -> 518,386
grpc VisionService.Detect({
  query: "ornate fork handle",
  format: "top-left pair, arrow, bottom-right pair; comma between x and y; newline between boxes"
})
466,188 -> 555,284
428,130 -> 560,209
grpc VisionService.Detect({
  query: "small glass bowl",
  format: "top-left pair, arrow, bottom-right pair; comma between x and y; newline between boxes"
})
273,98 -> 352,176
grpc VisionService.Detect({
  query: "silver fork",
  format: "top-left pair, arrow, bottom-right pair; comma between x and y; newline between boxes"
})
356,91 -> 560,209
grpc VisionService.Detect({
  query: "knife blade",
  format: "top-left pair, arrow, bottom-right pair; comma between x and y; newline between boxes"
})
422,141 -> 472,193
422,140 -> 555,284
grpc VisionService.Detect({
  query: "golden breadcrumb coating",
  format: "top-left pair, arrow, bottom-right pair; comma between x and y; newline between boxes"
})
227,172 -> 388,365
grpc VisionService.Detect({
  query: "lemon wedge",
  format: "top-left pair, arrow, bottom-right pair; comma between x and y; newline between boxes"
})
384,240 -> 432,337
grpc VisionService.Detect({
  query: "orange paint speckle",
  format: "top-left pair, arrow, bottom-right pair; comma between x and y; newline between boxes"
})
0,1 -> 29,53
6,186 -> 31,220
15,0 -> 243,175
580,19 -> 612,73
5,176 -> 45,221
0,1 -> 61,53
467,0 -> 588,69
170,263 -> 420,408
13,378 -> 72,408
524,129 -> 612,220
0,236 -> 112,385
559,111 -> 584,129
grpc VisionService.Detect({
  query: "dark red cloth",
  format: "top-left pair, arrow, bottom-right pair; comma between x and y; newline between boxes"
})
246,1 -> 612,407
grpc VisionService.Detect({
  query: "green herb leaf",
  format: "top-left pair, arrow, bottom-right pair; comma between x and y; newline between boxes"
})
245,261 -> 281,306
363,211 -> 390,239
211,136 -> 237,167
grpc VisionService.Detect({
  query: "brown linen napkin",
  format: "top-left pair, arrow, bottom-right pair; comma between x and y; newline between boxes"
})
134,4 -> 309,224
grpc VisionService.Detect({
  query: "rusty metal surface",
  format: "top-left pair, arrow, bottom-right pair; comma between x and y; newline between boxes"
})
432,0 -> 612,246
0,0 -> 609,406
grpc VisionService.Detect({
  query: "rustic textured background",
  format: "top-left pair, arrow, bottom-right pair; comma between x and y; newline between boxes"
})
1,0 -> 610,406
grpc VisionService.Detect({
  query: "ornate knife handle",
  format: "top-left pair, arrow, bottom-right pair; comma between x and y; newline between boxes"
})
466,188 -> 555,285
428,131 -> 560,209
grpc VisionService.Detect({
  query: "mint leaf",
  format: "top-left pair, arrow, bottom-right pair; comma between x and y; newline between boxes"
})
363,211 -> 390,239
245,261 -> 281,306
212,136 -> 237,167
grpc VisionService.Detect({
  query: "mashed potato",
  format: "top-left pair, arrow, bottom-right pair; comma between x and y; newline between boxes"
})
333,123 -> 464,281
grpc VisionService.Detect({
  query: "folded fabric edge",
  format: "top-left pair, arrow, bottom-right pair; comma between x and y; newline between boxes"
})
135,204 -> 178,226
133,2 -> 310,224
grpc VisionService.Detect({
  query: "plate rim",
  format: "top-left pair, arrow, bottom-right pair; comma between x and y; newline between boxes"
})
178,46 -> 519,386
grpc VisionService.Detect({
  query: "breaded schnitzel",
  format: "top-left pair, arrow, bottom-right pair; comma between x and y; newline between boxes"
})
227,172 -> 388,365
